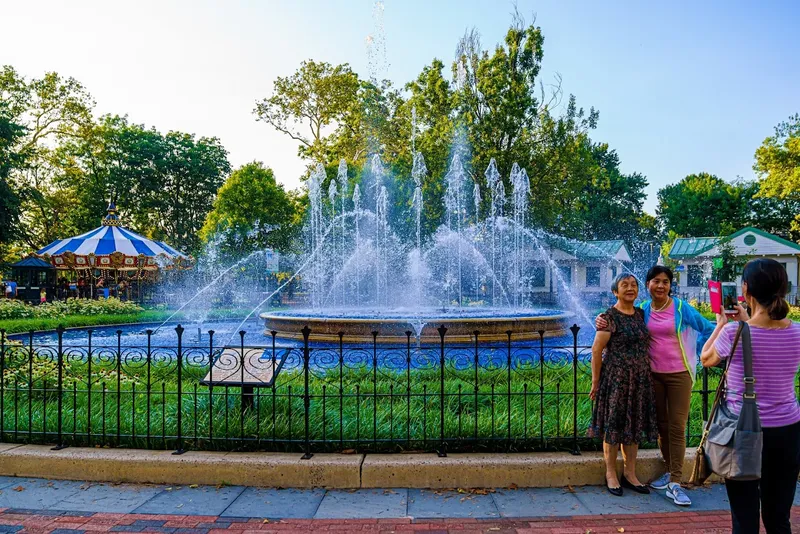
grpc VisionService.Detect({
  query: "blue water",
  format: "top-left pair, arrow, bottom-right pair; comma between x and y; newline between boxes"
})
7,318 -> 595,349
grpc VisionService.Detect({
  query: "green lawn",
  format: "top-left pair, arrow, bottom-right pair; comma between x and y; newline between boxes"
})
0,311 -> 176,335
0,348 -> 728,453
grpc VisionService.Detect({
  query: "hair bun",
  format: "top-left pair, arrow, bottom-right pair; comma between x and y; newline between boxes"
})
766,297 -> 789,321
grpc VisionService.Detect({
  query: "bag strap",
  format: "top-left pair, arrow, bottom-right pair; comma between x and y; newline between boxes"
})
698,321 -> 745,446
740,322 -> 755,400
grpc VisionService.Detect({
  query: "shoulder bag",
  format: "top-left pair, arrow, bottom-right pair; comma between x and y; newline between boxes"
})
689,322 -> 762,485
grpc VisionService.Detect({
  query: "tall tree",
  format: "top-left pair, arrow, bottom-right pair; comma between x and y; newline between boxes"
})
254,61 -> 361,163
200,162 -> 304,256
150,132 -> 231,253
656,173 -> 750,237
0,66 -> 95,248
0,102 -> 25,247
754,113 -> 800,239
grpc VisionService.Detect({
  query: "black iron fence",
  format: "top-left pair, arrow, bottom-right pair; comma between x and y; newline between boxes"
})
0,324 -> 790,457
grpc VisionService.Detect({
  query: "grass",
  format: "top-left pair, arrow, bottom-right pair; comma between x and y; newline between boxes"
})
0,310 -> 177,335
0,346 -> 737,454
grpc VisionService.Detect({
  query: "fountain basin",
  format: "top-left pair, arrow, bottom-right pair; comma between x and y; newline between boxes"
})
261,308 -> 573,344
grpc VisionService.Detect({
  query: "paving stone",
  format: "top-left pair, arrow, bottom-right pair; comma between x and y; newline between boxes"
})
658,483 -> 730,512
795,483 -> 800,506
491,487 -> 590,517
53,484 -> 166,514
0,527 -> 23,533
50,530 -> 86,534
407,489 -> 499,519
131,486 -> 245,516
314,489 -> 407,519
0,479 -> 84,510
572,484 -> 679,515
221,488 -> 324,519
0,478 -> 24,492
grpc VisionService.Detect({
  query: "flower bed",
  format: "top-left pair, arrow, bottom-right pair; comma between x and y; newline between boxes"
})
0,298 -> 143,320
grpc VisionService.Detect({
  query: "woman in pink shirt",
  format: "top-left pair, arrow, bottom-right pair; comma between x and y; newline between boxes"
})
701,259 -> 800,534
597,266 -> 714,506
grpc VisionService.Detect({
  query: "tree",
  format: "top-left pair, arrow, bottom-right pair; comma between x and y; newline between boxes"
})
453,14 -> 598,231
149,132 -> 231,253
574,143 -> 649,240
712,240 -> 749,282
200,162 -> 304,256
0,102 -> 25,247
55,115 -> 165,233
254,61 -> 361,163
0,65 -> 95,248
656,173 -> 750,237
754,114 -> 800,238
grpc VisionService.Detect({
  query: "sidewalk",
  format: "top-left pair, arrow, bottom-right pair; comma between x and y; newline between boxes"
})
0,477 -> 796,533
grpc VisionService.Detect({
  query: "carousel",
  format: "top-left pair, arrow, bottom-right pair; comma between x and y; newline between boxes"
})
34,203 -> 191,302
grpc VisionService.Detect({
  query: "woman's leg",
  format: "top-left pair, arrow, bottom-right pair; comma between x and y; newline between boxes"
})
725,478 -> 761,534
621,443 -> 642,485
664,372 -> 692,482
760,422 -> 800,534
603,441 -> 620,487
651,373 -> 671,474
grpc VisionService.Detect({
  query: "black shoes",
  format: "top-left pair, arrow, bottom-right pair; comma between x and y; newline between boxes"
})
621,474 -> 651,494
606,475 -> 623,497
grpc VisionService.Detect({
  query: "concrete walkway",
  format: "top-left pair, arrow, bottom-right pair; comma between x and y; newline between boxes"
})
0,477 -> 797,533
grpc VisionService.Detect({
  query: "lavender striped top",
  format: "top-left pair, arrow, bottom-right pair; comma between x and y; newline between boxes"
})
715,322 -> 800,428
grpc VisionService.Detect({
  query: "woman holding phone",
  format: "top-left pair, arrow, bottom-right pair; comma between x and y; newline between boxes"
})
596,266 -> 715,506
701,259 -> 800,534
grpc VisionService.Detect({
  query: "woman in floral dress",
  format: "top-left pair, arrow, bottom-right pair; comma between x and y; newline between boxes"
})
589,274 -> 658,496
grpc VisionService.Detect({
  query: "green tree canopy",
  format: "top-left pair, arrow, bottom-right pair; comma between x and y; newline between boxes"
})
200,162 -> 303,257
656,173 -> 750,237
0,65 -> 94,249
0,102 -> 25,247
254,61 -> 361,163
754,114 -> 800,237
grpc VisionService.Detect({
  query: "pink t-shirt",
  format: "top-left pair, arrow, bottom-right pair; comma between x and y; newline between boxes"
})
648,301 -> 686,373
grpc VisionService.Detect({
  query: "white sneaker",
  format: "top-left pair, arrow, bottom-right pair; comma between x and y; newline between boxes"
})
649,473 -> 670,490
667,482 -> 692,506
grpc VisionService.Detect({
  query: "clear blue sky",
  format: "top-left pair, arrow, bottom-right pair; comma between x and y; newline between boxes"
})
2,0 -> 798,214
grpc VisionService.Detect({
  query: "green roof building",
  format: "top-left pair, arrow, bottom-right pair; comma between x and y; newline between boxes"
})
667,227 -> 800,302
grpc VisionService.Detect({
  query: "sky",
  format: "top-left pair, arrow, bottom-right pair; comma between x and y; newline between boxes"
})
2,0 -> 798,214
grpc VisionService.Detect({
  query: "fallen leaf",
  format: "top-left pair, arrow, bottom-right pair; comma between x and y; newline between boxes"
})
565,485 -> 576,493
508,483 -> 518,490
617,529 -> 625,533
489,529 -> 501,532
340,449 -> 356,454
262,519 -> 270,524
12,486 -> 24,492
165,487 -> 173,491
189,484 -> 199,489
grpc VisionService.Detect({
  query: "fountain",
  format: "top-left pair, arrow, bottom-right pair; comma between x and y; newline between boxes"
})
261,146 -> 583,343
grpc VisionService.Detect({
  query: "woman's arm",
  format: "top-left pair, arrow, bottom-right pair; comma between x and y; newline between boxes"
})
701,312 -> 731,367
590,331 -> 611,400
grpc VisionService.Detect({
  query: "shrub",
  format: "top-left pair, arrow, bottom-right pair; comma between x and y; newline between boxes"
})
0,298 -> 143,320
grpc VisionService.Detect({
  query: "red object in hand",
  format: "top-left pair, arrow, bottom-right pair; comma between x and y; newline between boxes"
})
708,280 -> 722,314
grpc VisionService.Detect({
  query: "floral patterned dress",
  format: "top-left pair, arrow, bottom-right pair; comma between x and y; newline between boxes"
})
589,306 -> 658,445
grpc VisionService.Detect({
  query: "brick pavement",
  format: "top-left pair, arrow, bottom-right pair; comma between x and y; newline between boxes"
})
0,508 -> 798,534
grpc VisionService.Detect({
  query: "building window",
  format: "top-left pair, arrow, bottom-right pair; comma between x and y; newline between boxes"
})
743,234 -> 756,246
531,266 -> 546,288
610,266 -> 618,280
586,267 -> 601,287
558,265 -> 572,286
687,265 -> 703,287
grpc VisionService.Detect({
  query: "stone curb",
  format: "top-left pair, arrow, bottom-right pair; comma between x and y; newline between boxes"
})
0,443 -> 713,489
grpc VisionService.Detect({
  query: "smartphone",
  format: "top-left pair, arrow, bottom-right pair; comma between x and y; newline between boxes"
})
721,283 -> 738,314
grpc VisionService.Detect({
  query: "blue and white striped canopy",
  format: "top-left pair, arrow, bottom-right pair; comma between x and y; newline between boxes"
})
36,225 -> 186,260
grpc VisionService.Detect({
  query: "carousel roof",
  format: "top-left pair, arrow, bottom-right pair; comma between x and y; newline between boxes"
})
36,203 -> 187,260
